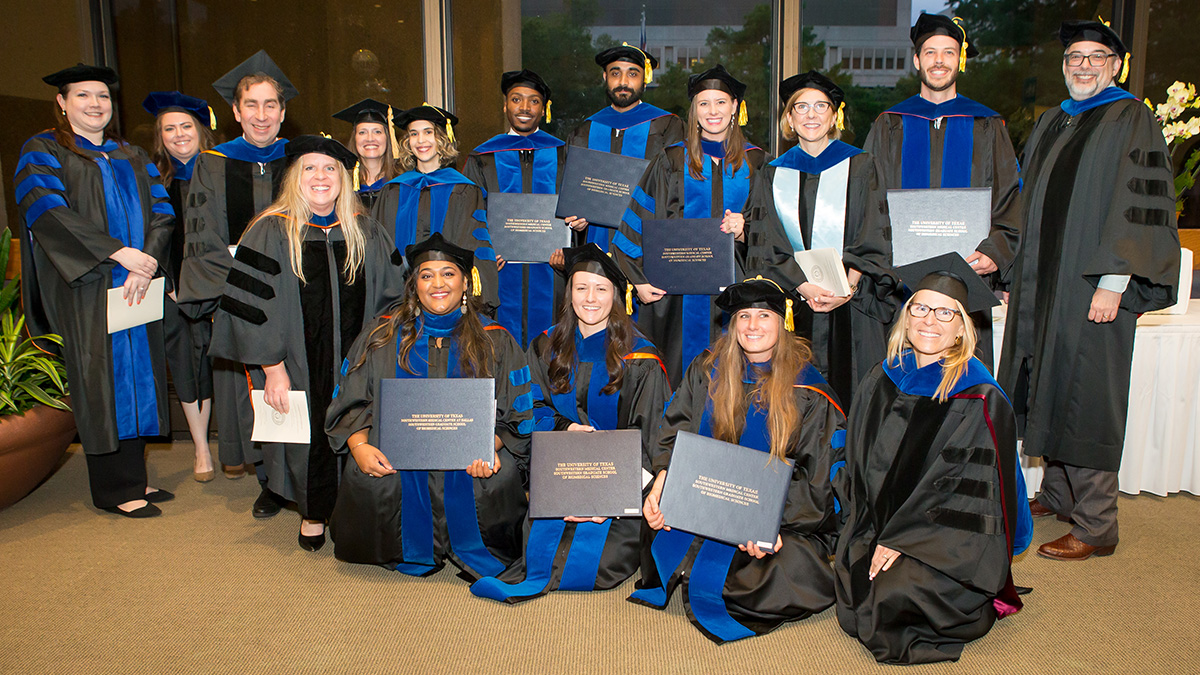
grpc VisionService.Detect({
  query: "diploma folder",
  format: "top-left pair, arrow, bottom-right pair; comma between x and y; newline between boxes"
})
486,192 -> 572,263
641,218 -> 736,295
529,429 -> 643,518
658,431 -> 792,548
887,188 -> 992,267
250,390 -> 310,444
555,147 -> 650,229
106,277 -> 166,333
377,378 -> 496,470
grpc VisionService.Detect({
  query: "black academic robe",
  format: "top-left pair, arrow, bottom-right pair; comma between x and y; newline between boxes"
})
611,143 -> 769,387
834,354 -> 1023,665
997,94 -> 1180,472
14,133 -> 172,455
865,97 -> 1023,370
179,142 -> 288,467
744,149 -> 900,405
630,355 -> 846,643
325,311 -> 533,579
161,161 -> 212,404
470,328 -> 670,602
208,213 -> 405,519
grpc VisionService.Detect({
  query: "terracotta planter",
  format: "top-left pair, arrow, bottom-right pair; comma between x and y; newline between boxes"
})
0,398 -> 76,510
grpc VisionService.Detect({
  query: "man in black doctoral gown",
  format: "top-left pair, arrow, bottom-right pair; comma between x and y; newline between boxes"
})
865,14 -> 1021,370
998,21 -> 1180,561
178,50 -> 297,517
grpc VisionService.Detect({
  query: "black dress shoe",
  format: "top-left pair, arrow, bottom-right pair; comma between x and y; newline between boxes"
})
298,530 -> 326,552
252,488 -> 284,518
143,488 -> 175,504
102,503 -> 162,518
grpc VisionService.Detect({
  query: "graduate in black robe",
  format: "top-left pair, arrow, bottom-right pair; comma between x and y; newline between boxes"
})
326,234 -> 532,578
371,104 -> 500,314
565,44 -> 684,252
998,22 -> 1180,560
16,65 -> 174,516
463,69 -> 569,348
612,65 -> 769,387
835,266 -> 1029,665
333,98 -> 401,211
745,72 -> 898,405
471,244 -> 670,603
178,51 -> 298,500
143,90 -> 219,481
208,136 -> 405,550
864,14 -> 1022,370
634,279 -> 846,643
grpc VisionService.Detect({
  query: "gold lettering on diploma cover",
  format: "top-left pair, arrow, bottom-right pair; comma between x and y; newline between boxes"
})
580,176 -> 632,198
910,219 -> 969,237
401,413 -> 475,432
553,461 -> 618,480
661,247 -> 714,264
691,474 -> 760,507
505,217 -> 554,234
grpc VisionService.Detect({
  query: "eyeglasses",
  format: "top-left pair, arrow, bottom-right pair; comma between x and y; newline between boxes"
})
791,101 -> 831,115
908,302 -> 961,322
1063,52 -> 1117,67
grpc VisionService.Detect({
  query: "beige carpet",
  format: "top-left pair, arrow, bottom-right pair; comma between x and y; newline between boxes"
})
1,442 -> 1197,674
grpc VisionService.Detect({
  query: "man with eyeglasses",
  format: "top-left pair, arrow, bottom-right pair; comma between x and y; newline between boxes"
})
865,13 -> 1021,372
998,20 -> 1180,562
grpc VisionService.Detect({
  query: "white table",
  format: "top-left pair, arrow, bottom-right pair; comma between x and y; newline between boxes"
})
993,304 -> 1200,497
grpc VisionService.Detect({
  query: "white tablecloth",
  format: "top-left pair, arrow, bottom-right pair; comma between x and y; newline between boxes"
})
993,304 -> 1200,497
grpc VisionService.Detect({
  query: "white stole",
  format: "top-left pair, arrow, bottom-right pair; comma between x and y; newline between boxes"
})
771,157 -> 851,256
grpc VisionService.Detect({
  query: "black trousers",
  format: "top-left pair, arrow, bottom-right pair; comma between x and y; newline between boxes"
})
85,438 -> 148,508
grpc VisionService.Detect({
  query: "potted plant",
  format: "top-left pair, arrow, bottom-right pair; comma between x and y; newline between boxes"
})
0,226 -> 75,510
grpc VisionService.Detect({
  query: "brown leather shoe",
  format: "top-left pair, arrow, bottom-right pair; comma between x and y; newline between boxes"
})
222,463 -> 247,479
1029,500 -> 1073,523
1037,533 -> 1116,561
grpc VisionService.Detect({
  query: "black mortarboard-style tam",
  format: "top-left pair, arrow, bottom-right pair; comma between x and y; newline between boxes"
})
143,91 -> 217,131
779,70 -> 846,130
689,65 -> 749,127
211,50 -> 299,106
332,98 -> 391,126
406,232 -> 482,297
1059,19 -> 1130,83
398,104 -> 459,143
896,253 -> 1000,314
595,43 -> 658,84
285,135 -> 358,171
716,276 -> 797,332
43,64 -> 118,88
501,69 -> 551,101
911,14 -> 979,71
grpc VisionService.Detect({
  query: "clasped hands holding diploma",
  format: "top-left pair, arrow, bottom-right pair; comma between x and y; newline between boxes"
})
109,246 -> 157,305
641,469 -> 783,559
497,214 -> 588,271
634,210 -> 746,305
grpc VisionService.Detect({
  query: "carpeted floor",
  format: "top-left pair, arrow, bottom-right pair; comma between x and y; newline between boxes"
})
1,442 -> 1197,674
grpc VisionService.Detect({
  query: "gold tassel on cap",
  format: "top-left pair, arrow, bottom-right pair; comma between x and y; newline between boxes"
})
353,161 -> 361,192
320,131 -> 331,139
208,105 -> 217,131
386,105 -> 401,159
738,100 -> 748,126
446,121 -> 456,144
471,266 -> 481,296
953,17 -> 969,72
546,100 -> 552,123
784,298 -> 794,332
622,42 -> 653,84
835,102 -> 845,131
1119,53 -> 1130,84
626,284 -> 634,315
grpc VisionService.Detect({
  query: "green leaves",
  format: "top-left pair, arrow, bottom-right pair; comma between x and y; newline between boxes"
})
0,310 -> 70,417
0,227 -> 20,316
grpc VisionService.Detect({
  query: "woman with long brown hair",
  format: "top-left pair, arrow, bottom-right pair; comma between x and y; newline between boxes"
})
143,91 -> 218,482
208,135 -> 405,551
14,65 -> 175,517
326,233 -> 532,578
471,244 -> 670,603
634,277 -> 845,643
611,65 -> 770,387
333,98 -> 400,209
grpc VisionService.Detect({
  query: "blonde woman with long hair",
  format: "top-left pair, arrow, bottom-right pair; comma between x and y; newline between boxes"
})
209,135 -> 405,551
635,277 -> 846,643
834,265 -> 1031,665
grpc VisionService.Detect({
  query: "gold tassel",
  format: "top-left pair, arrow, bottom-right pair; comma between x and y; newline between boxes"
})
546,100 -> 552,123
1143,97 -> 1154,110
320,131 -> 331,139
784,298 -> 794,332
626,284 -> 634,315
446,121 -> 455,144
953,17 -> 968,72
1099,14 -> 1110,27
738,100 -> 748,126
835,102 -> 845,131
208,105 -> 217,131
471,266 -> 481,296
1119,53 -> 1130,84
386,106 -> 401,159
645,57 -> 653,84
353,161 -> 361,192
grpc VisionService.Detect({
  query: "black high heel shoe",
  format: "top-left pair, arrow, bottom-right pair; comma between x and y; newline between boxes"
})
298,524 -> 326,552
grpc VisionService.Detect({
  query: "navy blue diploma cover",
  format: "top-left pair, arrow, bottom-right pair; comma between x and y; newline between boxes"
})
641,218 -> 735,295
486,193 -> 572,263
529,429 -> 643,518
658,431 -> 792,548
377,378 -> 496,470
555,147 -> 650,228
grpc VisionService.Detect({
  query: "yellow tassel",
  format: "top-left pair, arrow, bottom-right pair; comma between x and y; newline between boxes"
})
320,131 -> 331,139
1099,14 -> 1110,27
784,298 -> 794,332
738,100 -> 748,127
1144,97 -> 1154,110
208,105 -> 217,131
353,161 -> 360,192
953,17 -> 968,72
645,58 -> 653,84
386,105 -> 401,160
471,266 -> 481,296
546,100 -> 552,124
626,284 -> 634,315
446,122 -> 456,144
1119,53 -> 1130,84
835,102 -> 845,131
